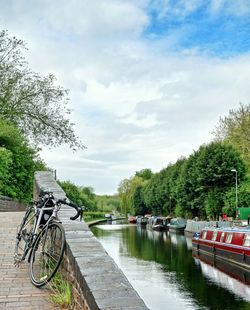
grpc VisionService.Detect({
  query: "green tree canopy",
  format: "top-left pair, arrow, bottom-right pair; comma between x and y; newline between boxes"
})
0,119 -> 46,201
0,30 -> 84,150
213,103 -> 250,170
58,180 -> 97,211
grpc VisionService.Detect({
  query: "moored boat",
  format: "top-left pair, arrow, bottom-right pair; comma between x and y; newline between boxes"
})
128,216 -> 137,224
168,218 -> 187,233
192,227 -> 250,270
152,217 -> 166,231
136,216 -> 148,226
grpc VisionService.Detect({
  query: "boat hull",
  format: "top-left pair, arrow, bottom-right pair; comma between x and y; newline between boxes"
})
192,250 -> 250,285
169,226 -> 185,233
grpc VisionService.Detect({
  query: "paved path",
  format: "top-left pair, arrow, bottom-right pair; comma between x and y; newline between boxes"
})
0,212 -> 57,310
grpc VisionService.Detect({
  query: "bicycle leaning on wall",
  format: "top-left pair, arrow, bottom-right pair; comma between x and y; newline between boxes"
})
14,191 -> 83,287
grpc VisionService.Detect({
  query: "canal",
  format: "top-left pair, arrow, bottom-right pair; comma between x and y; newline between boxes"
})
91,222 -> 250,310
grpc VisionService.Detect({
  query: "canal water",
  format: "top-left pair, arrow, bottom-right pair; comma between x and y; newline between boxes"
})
91,222 -> 250,310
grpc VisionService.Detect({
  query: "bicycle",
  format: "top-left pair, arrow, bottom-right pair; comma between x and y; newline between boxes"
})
14,191 -> 83,287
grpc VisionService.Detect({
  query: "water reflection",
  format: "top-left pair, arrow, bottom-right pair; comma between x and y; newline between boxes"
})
91,223 -> 250,310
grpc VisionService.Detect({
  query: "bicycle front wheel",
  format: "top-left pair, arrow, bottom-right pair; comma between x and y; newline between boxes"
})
29,222 -> 66,287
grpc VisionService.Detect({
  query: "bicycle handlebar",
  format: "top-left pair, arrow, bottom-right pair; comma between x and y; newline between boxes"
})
56,198 -> 83,221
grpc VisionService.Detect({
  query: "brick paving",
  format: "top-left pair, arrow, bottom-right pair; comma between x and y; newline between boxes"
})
0,212 -> 57,310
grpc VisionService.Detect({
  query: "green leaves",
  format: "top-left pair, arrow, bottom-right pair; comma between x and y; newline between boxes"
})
213,103 -> 250,171
117,142 -> 247,219
58,180 -> 97,211
0,119 -> 46,201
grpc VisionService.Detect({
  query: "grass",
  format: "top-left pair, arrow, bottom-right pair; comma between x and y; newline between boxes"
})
83,211 -> 107,223
49,272 -> 72,309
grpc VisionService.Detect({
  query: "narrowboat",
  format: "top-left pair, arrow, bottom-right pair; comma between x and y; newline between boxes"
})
192,227 -> 250,270
136,216 -> 148,226
151,217 -> 167,231
168,218 -> 187,233
128,216 -> 137,224
147,216 -> 168,231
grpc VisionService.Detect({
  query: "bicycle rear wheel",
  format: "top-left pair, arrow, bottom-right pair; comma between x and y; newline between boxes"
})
14,205 -> 35,263
29,221 -> 65,287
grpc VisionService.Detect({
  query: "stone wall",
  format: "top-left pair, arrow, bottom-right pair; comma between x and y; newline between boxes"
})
0,196 -> 26,212
34,171 -> 148,310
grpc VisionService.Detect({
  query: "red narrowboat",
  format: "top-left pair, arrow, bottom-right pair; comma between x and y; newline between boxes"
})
192,227 -> 250,270
128,216 -> 137,224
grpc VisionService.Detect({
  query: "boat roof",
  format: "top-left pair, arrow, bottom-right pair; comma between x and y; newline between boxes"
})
202,226 -> 250,233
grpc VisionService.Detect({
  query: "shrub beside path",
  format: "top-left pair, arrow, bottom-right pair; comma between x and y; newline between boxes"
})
0,212 -> 57,310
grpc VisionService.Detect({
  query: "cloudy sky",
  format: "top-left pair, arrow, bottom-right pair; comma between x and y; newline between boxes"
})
1,0 -> 250,194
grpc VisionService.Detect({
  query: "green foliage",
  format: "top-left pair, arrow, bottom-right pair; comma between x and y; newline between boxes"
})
213,103 -> 250,170
0,29 -> 83,150
133,185 -> 149,215
117,178 -> 132,215
83,211 -> 107,222
174,205 -> 185,217
223,177 -> 250,216
58,180 -> 97,211
118,175 -> 149,215
0,119 -> 47,201
49,273 -> 72,308
95,195 -> 120,212
135,169 -> 153,180
118,142 -> 246,220
177,142 -> 246,219
0,147 -> 12,192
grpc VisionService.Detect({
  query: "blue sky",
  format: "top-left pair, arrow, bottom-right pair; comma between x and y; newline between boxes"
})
145,0 -> 250,57
1,0 -> 250,194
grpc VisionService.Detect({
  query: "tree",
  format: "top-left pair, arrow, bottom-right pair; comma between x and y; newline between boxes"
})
133,185 -> 149,215
177,142 -> 246,219
213,103 -> 250,170
0,147 -> 12,194
117,178 -> 131,215
0,30 -> 84,150
135,169 -> 153,180
223,177 -> 250,216
0,119 -> 47,201
58,180 -> 97,211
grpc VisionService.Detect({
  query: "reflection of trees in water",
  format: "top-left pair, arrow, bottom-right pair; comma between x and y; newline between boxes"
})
118,226 -> 249,310
122,226 -> 187,266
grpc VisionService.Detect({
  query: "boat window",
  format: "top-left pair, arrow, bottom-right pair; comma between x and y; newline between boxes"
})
212,231 -> 218,241
225,233 -> 233,243
243,233 -> 250,246
202,231 -> 207,240
220,232 -> 225,242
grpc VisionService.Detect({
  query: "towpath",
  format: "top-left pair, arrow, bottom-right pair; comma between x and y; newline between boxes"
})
0,212 -> 57,310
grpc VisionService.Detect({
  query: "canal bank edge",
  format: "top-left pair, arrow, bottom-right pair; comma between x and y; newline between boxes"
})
34,171 -> 149,310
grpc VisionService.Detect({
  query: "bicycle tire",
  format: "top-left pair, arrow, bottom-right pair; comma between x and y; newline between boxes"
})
29,221 -> 66,287
14,205 -> 35,263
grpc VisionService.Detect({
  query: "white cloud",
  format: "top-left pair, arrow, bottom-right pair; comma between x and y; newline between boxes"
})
210,0 -> 250,16
1,1 -> 250,194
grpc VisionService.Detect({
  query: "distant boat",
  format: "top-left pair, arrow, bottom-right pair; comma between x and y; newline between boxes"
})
136,216 -> 148,226
146,216 -> 168,231
105,213 -> 112,219
168,218 -> 187,233
152,217 -> 167,231
128,216 -> 137,224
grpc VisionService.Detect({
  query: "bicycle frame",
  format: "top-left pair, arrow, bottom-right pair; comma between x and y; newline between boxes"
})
21,197 -> 61,262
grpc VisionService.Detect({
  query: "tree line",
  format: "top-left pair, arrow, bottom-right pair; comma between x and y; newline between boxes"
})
118,104 -> 250,220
